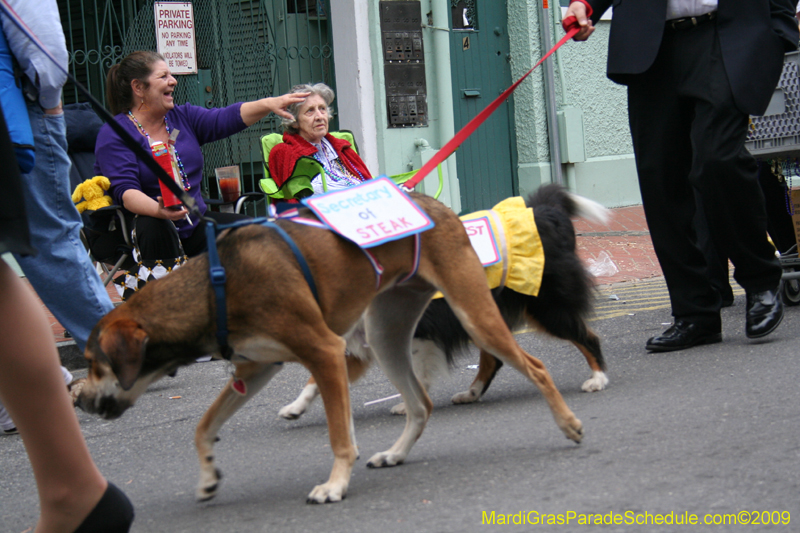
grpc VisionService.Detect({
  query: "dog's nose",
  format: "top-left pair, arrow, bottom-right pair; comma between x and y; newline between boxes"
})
75,392 -> 92,413
96,395 -> 129,420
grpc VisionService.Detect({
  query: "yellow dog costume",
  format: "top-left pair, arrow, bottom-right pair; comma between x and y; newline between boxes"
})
435,196 -> 544,298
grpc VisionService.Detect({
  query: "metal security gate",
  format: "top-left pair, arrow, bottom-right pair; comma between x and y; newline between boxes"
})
57,0 -> 335,212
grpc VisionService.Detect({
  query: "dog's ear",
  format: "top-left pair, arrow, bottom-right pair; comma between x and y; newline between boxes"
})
98,318 -> 149,391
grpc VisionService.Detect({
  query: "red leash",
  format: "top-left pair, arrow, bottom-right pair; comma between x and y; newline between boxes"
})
402,22 -> 580,191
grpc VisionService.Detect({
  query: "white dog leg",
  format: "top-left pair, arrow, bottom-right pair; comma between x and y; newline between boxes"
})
279,381 -> 319,419
581,370 -> 609,392
364,287 -> 435,468
280,324 -> 373,420
390,338 -> 446,415
451,382 -> 484,404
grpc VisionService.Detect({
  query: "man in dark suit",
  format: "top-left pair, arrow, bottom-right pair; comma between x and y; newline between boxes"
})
564,0 -> 799,351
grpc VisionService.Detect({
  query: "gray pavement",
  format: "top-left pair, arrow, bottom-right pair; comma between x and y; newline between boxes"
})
2,278 -> 798,532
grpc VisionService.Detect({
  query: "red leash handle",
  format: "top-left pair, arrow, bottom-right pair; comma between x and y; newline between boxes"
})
562,16 -> 579,32
402,25 -> 580,191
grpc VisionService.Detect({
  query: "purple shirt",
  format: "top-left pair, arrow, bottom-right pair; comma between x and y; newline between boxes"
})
94,102 -> 246,238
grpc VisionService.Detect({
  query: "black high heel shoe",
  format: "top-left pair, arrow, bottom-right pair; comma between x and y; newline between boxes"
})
73,482 -> 134,533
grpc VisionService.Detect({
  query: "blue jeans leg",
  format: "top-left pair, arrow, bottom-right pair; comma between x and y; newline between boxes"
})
12,104 -> 114,352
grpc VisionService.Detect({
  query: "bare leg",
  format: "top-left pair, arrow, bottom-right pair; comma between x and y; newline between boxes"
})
0,261 -> 108,533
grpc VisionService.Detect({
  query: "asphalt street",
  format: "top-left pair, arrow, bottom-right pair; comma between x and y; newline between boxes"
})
1,278 -> 798,532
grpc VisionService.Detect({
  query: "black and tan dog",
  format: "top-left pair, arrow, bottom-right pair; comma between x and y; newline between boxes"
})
279,184 -> 609,419
76,192 -> 583,504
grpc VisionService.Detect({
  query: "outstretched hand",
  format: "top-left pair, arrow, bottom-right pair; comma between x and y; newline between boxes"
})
268,92 -> 311,121
241,92 -> 311,126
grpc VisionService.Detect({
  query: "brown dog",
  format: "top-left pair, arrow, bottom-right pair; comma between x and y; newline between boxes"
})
77,192 -> 583,504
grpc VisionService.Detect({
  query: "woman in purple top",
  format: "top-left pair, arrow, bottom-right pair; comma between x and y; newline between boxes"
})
95,51 -> 307,297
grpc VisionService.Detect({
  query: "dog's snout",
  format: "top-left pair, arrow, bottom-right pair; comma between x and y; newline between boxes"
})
79,392 -> 130,420
75,394 -> 89,413
97,395 -> 129,419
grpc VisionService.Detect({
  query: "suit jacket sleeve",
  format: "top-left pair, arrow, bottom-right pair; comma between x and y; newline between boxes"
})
585,0 -> 613,25
771,0 -> 800,51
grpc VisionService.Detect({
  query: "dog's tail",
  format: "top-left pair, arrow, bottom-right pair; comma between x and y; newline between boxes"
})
527,184 -> 609,225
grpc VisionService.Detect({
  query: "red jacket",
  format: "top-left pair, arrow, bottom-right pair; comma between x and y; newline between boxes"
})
269,132 -> 373,188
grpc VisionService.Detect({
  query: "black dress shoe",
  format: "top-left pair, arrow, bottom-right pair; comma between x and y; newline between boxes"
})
646,319 -> 722,352
745,284 -> 784,338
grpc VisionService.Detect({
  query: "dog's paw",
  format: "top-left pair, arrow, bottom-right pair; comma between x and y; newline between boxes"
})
196,468 -> 222,502
560,417 -> 584,444
366,451 -> 405,468
67,378 -> 86,406
278,402 -> 306,420
451,388 -> 480,404
581,371 -> 609,392
307,482 -> 347,504
389,402 -> 406,415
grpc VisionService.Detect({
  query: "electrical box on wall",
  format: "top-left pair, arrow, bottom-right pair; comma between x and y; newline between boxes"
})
557,106 -> 586,163
380,0 -> 428,128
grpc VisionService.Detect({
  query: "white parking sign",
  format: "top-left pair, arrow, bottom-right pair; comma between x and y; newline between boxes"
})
154,2 -> 197,75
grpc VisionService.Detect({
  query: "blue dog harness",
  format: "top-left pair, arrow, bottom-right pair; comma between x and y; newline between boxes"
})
205,218 -> 318,360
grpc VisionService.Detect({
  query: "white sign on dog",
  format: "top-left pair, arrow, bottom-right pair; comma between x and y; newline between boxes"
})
462,216 -> 501,267
154,2 -> 197,75
303,176 -> 434,248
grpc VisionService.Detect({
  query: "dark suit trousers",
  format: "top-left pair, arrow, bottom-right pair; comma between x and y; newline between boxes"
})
626,20 -> 782,323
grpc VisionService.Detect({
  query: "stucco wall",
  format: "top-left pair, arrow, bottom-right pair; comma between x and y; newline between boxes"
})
507,2 -> 547,164
558,24 -> 632,158
508,7 -> 642,207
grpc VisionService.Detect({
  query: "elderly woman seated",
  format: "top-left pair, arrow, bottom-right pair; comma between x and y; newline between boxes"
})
268,82 -> 373,198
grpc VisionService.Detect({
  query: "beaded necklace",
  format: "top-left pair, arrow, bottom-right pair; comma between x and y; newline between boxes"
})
311,137 -> 364,187
127,111 -> 190,191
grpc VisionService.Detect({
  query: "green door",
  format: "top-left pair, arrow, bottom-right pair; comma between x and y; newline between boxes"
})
449,0 -> 517,213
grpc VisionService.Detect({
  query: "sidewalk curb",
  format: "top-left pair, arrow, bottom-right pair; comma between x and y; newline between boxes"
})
57,341 -> 86,372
